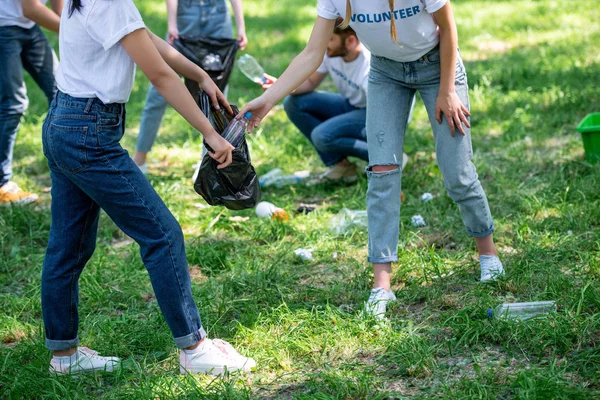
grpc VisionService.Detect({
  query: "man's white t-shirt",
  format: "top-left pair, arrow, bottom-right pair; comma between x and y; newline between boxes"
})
316,46 -> 370,108
317,0 -> 448,62
55,0 -> 145,104
0,0 -> 48,29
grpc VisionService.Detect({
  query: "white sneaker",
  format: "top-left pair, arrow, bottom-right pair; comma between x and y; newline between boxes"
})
480,255 -> 505,282
365,287 -> 397,318
49,347 -> 120,375
180,338 -> 256,375
136,162 -> 148,175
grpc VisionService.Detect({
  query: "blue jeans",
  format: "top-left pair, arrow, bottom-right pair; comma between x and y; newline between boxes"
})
41,92 -> 206,350
136,0 -> 232,153
283,92 -> 368,167
0,24 -> 57,187
366,47 -> 494,263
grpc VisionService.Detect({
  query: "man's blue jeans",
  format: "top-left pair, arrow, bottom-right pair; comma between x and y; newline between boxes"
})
0,24 -> 57,187
136,0 -> 232,153
283,92 -> 368,167
41,92 -> 206,350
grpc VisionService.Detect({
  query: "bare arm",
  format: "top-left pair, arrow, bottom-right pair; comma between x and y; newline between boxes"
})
238,17 -> 336,131
22,0 -> 61,32
166,0 -> 178,44
260,70 -> 327,94
50,0 -> 63,17
229,0 -> 247,50
121,29 -> 234,167
292,71 -> 328,95
147,30 -> 233,114
433,1 -> 470,136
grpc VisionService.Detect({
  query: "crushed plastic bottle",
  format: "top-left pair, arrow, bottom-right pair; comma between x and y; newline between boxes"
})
294,248 -> 313,261
237,54 -> 267,84
329,208 -> 368,235
487,301 -> 557,320
202,53 -> 223,71
421,192 -> 434,202
411,214 -> 426,227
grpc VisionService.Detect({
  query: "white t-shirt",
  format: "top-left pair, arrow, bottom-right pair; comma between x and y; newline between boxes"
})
55,0 -> 145,104
317,0 -> 447,62
316,46 -> 370,108
0,0 -> 48,29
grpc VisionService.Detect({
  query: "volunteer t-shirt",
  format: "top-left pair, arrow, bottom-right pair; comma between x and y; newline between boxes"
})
316,0 -> 447,62
316,46 -> 370,108
0,0 -> 48,29
55,0 -> 145,104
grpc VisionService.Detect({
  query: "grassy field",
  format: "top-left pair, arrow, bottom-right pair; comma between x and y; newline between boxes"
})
1,0 -> 600,398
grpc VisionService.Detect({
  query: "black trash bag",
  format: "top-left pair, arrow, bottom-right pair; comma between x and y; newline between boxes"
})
173,36 -> 239,104
193,91 -> 261,210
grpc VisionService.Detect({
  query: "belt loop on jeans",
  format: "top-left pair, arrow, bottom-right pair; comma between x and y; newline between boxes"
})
84,98 -> 94,114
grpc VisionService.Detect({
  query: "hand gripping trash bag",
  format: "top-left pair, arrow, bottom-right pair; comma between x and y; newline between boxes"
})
193,91 -> 261,210
173,36 -> 239,104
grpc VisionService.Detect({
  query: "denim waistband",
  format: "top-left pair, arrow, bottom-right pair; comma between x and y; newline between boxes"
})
416,44 -> 440,62
55,91 -> 125,114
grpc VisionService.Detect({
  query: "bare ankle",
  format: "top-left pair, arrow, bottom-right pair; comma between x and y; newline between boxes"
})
186,338 -> 206,350
54,347 -> 77,357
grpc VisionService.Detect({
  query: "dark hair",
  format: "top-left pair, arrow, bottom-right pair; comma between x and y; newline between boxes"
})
333,16 -> 357,40
69,0 -> 83,17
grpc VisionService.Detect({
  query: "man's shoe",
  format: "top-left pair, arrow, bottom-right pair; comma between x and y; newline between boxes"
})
0,181 -> 38,206
365,287 -> 397,318
180,338 -> 256,375
49,347 -> 120,375
320,162 -> 358,183
480,255 -> 505,282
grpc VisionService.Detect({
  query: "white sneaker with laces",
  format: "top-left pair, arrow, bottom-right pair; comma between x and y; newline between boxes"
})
180,338 -> 256,375
480,255 -> 505,282
365,287 -> 397,318
49,347 -> 120,375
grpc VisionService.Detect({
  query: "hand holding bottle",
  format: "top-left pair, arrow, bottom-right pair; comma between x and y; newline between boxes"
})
237,95 -> 273,134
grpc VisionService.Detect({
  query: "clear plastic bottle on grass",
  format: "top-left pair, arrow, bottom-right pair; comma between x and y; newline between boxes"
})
487,301 -> 557,320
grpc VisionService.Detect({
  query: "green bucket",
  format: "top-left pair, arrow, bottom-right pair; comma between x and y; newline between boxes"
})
576,113 -> 600,163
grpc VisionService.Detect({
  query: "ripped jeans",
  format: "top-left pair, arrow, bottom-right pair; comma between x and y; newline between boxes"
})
366,47 -> 494,263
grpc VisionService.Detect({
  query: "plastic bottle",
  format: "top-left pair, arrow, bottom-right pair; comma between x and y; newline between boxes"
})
487,301 -> 557,320
222,112 -> 251,146
259,168 -> 283,187
266,175 -> 302,188
237,54 -> 267,84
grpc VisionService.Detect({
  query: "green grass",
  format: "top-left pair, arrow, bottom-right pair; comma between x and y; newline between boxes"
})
1,0 -> 600,398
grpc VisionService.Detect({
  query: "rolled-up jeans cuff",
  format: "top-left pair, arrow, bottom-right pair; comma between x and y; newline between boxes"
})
466,222 -> 494,238
174,327 -> 207,349
368,255 -> 398,263
46,337 -> 80,351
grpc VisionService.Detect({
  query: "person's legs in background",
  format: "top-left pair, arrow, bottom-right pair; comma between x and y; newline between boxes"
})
0,25 -> 55,205
311,107 -> 367,182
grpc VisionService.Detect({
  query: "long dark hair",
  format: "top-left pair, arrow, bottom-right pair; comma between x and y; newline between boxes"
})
69,0 -> 83,17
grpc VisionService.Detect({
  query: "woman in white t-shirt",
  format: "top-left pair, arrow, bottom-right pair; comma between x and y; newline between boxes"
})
239,0 -> 505,318
42,0 -> 255,375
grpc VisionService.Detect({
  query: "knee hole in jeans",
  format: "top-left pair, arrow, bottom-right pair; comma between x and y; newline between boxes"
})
369,164 -> 399,173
